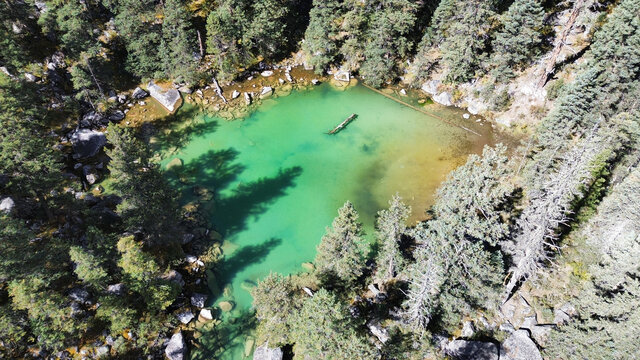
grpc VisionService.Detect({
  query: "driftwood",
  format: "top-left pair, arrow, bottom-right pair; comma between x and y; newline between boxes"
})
328,113 -> 357,134
212,77 -> 227,104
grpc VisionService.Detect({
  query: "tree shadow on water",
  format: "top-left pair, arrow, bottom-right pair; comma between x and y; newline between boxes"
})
167,148 -> 245,195
151,106 -> 219,152
217,237 -> 283,285
216,166 -> 303,235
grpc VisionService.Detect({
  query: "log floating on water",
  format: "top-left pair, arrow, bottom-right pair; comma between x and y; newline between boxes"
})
328,113 -> 357,134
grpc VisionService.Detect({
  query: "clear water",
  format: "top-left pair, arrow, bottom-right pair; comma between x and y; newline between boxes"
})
158,84 -> 499,359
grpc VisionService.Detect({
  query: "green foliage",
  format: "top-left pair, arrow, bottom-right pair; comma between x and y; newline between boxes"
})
314,201 -> 368,286
302,0 -> 342,72
116,235 -> 178,311
359,0 -> 419,87
38,0 -> 96,58
8,277 -> 89,351
205,0 -> 252,78
0,78 -> 62,208
545,168 -> 640,360
69,246 -> 110,289
491,0 -> 545,81
375,194 -> 411,282
106,124 -> 180,245
440,0 -> 496,83
113,0 -> 163,78
292,289 -> 379,359
160,0 -> 200,83
403,145 -> 511,331
251,273 -> 300,346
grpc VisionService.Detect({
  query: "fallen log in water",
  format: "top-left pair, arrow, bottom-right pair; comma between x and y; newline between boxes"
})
328,113 -> 357,134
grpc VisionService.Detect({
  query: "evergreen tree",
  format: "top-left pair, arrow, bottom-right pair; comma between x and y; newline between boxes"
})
434,144 -> 514,246
403,145 -> 511,330
105,124 -> 180,246
302,0 -> 343,73
38,0 -> 96,58
440,0 -> 495,83
244,0 -> 291,59
339,0 -> 370,72
292,289 -> 379,359
160,0 -> 199,83
314,201 -> 368,286
491,0 -> 545,81
113,0 -> 163,78
251,273 -> 300,346
359,0 -> 419,87
69,246 -> 110,289
375,194 -> 411,282
0,78 -> 62,220
205,0 -> 251,78
116,235 -> 179,312
545,168 -> 640,359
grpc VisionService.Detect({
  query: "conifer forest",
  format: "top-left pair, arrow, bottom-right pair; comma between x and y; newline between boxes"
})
1,0 -> 639,359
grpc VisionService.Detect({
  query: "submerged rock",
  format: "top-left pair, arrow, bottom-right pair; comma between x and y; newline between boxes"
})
218,301 -> 234,312
166,158 -> 183,170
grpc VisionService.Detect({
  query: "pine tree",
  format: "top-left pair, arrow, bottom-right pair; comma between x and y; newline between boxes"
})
113,0 -> 163,78
403,145 -> 511,331
359,0 -> 419,87
251,273 -> 300,346
314,201 -> 368,286
105,124 -> 179,246
205,0 -> 250,78
440,0 -> 495,83
292,289 -> 379,359
545,168 -> 640,359
491,0 -> 545,81
375,194 -> 411,282
0,78 -> 62,220
160,0 -> 199,83
243,0 -> 291,59
433,144 -> 514,246
69,246 -> 110,289
302,0 -> 343,73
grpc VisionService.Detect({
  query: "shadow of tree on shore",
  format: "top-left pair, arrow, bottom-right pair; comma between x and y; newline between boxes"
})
191,309 -> 257,360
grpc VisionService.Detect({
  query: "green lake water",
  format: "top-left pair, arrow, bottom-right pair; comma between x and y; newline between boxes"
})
158,84 -> 500,359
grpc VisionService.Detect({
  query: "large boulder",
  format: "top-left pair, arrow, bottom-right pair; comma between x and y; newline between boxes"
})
432,92 -> 454,106
147,81 -> 181,112
500,330 -> 543,360
334,69 -> 350,82
70,129 -> 107,159
165,332 -> 186,360
444,340 -> 498,360
253,343 -> 283,360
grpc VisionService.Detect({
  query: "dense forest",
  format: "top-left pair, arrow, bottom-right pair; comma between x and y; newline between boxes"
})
1,0 -> 639,359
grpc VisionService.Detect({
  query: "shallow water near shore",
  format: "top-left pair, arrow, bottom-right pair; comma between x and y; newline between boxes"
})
159,83 -> 500,359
